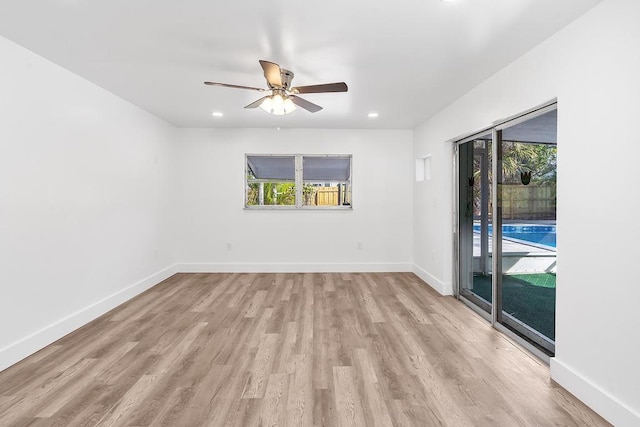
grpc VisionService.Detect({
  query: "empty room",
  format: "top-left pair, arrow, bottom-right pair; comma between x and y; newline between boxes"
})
1,0 -> 638,426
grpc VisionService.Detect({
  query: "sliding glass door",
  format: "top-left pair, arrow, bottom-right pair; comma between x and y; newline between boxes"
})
456,106 -> 557,355
458,133 -> 492,315
498,109 -> 557,352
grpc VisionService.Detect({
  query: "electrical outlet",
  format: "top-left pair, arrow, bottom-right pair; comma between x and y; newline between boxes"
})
226,243 -> 232,251
357,242 -> 363,250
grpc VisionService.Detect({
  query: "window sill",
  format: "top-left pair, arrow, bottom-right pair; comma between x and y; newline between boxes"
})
244,205 -> 353,211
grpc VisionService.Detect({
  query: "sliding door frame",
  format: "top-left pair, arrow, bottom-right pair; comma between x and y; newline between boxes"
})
453,101 -> 557,361
453,130 -> 495,322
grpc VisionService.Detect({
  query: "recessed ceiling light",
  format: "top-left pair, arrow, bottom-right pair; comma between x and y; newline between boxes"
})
212,112 -> 223,117
368,112 -> 379,118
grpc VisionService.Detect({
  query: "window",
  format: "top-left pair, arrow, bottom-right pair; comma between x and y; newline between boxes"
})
245,154 -> 352,209
246,155 -> 296,206
302,156 -> 352,207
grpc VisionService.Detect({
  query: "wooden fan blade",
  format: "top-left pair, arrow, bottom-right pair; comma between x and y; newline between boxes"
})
290,95 -> 323,113
291,82 -> 348,94
244,96 -> 270,109
259,60 -> 283,88
204,82 -> 265,92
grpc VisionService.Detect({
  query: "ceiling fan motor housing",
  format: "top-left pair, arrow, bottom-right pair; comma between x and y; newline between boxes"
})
281,69 -> 294,90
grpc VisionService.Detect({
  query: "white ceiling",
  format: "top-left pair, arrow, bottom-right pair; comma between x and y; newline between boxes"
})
0,0 -> 600,129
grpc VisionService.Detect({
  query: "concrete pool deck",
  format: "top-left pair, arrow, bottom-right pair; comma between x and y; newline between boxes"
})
473,233 -> 556,273
473,233 -> 556,256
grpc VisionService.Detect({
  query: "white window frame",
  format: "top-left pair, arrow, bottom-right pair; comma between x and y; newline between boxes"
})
245,154 -> 353,210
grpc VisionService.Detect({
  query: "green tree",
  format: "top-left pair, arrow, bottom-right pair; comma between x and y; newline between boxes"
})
263,182 -> 295,205
501,142 -> 556,184
247,182 -> 295,205
473,142 -> 557,186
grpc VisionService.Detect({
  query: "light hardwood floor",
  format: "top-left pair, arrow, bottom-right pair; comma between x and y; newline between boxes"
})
0,273 -> 609,426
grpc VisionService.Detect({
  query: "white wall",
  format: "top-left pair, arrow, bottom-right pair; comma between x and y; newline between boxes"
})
413,0 -> 640,425
0,35 -> 414,373
4,0 -> 637,422
0,36 -> 178,371
175,128 -> 413,272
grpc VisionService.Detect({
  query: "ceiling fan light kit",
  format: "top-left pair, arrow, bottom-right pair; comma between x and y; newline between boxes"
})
259,91 -> 297,115
204,60 -> 348,116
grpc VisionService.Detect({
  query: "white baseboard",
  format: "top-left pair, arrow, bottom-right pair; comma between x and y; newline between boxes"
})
0,264 -> 178,372
551,358 -> 640,427
412,264 -> 452,295
176,262 -> 413,273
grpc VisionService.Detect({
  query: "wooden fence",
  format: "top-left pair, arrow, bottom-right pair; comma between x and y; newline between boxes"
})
315,187 -> 338,205
305,186 -> 351,206
501,184 -> 556,220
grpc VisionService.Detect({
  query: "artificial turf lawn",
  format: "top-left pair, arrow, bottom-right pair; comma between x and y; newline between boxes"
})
472,273 -> 556,341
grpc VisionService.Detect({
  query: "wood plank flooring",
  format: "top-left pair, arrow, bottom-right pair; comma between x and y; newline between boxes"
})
0,273 -> 610,426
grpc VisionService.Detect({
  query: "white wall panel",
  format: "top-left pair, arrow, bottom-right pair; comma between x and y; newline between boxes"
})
0,36 -> 178,371
413,1 -> 640,424
175,128 -> 413,271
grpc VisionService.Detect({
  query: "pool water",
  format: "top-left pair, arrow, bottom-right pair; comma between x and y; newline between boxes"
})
473,224 -> 556,248
504,231 -> 556,247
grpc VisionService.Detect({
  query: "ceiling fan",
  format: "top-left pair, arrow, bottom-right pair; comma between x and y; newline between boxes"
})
204,60 -> 348,115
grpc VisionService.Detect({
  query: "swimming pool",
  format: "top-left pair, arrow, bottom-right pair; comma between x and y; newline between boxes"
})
473,224 -> 556,248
